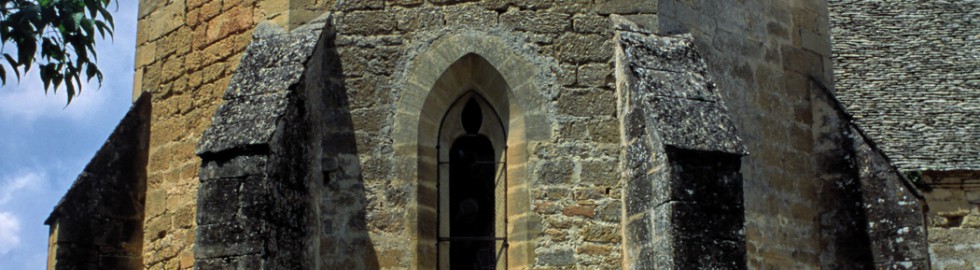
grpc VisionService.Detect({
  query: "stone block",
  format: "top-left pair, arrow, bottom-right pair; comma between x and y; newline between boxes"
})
395,7 -> 443,31
389,0 -> 422,6
148,0 -> 186,43
536,159 -> 575,185
563,205 -> 596,218
577,63 -> 611,87
338,45 -> 400,77
588,117 -> 619,143
196,91 -> 290,155
573,14 -> 610,34
205,4 -> 254,45
538,247 -> 575,266
557,118 -> 588,141
781,44 -> 822,76
577,243 -> 613,256
624,167 -> 662,217
444,4 -> 498,28
595,0 -> 657,15
647,97 -> 745,154
799,28 -> 830,57
200,155 -> 268,180
673,237 -> 746,269
557,88 -> 616,117
597,201 -> 622,223
581,159 -> 618,186
136,41 -> 158,68
186,0 -> 207,9
336,10 -> 396,35
548,0 -> 592,14
556,33 -> 612,63
617,31 -> 705,73
631,67 -> 718,101
583,224 -> 620,243
500,9 -> 569,33
335,0 -> 384,11
665,201 -> 744,241
195,223 -> 264,259
557,63 -> 577,86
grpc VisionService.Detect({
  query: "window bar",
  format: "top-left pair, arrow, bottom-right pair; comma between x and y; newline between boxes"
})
436,143 -> 441,270
503,145 -> 509,268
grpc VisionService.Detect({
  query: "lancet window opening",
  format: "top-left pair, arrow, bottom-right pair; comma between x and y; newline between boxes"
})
436,91 -> 508,270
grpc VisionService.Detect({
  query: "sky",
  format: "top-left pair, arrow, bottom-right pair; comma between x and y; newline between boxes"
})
0,1 -> 138,269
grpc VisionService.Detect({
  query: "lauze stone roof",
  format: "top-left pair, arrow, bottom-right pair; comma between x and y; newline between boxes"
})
829,0 -> 980,171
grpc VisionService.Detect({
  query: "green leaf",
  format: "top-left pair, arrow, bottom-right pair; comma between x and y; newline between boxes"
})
0,65 -> 6,85
40,63 -> 54,92
97,4 -> 112,28
84,62 -> 95,80
4,53 -> 20,81
18,37 -> 36,69
84,0 -> 97,17
52,72 -> 63,90
65,72 -> 75,104
93,20 -> 107,37
3,53 -> 17,69
95,20 -> 111,38
80,17 -> 93,36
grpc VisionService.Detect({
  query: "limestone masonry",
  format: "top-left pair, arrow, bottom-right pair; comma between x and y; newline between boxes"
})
44,0 -> 976,269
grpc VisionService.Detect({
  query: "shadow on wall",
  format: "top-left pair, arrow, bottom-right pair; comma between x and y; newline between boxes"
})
193,20 -> 379,268
305,28 -> 380,269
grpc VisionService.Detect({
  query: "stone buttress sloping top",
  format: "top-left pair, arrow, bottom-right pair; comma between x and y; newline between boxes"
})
196,18 -> 328,156
46,92 -> 151,224
829,0 -> 979,171
614,16 -> 746,155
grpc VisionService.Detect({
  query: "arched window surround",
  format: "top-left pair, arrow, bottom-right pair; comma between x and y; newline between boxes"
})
392,31 -> 553,270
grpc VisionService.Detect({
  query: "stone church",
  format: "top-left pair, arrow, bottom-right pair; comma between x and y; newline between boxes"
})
43,0 -> 979,269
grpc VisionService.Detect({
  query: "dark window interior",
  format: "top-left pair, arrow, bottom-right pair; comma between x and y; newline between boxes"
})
449,134 -> 497,270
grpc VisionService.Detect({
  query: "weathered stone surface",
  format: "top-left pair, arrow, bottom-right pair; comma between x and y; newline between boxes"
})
46,94 -> 151,270
595,0 -> 657,15
616,23 -> 747,270
500,9 -> 569,33
335,10 -> 395,35
52,1 -> 957,269
830,0 -> 980,171
444,4 -> 498,28
647,97 -> 744,153
195,91 -> 290,155
196,21 -> 326,156
556,33 -> 612,63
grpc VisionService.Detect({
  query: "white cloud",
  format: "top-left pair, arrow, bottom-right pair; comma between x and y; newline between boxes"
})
0,171 -> 44,205
0,69 -> 109,123
0,212 -> 21,255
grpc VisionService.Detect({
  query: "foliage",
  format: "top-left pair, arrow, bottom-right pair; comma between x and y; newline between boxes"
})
904,171 -> 932,191
0,0 -> 114,104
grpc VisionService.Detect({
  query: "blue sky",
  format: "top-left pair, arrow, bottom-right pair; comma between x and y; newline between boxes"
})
0,1 -> 138,268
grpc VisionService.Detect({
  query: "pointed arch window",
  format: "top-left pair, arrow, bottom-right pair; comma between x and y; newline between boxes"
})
438,92 -> 507,270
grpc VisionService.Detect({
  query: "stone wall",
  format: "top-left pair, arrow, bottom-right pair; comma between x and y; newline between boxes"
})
331,1 -> 651,268
125,0 -> 934,269
655,0 -> 835,267
614,25 -> 747,269
829,0 -> 980,171
134,0 -> 332,268
922,171 -> 980,270
194,20 -> 326,269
